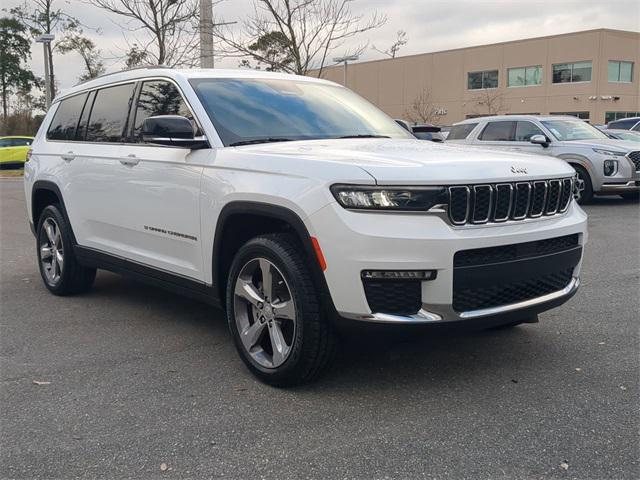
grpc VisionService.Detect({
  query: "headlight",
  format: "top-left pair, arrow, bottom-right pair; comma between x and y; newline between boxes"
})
331,185 -> 447,211
593,148 -> 626,157
603,159 -> 618,176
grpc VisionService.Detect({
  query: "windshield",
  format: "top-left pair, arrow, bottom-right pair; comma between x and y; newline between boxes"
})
189,78 -> 412,146
541,119 -> 609,141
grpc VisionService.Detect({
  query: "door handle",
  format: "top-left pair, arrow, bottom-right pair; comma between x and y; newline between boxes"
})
61,151 -> 75,162
119,154 -> 139,166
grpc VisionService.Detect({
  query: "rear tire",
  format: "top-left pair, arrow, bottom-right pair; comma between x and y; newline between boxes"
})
36,205 -> 96,295
226,233 -> 336,387
572,165 -> 593,204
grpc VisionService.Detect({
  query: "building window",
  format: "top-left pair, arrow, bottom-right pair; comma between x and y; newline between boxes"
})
507,66 -> 542,87
552,61 -> 592,83
468,70 -> 498,89
550,111 -> 590,121
605,111 -> 640,123
608,61 -> 633,83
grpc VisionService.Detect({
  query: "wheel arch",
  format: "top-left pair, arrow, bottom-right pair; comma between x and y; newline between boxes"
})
211,201 -> 335,314
31,181 -> 77,244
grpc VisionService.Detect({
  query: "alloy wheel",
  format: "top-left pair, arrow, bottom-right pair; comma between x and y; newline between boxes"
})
39,217 -> 64,285
233,258 -> 297,369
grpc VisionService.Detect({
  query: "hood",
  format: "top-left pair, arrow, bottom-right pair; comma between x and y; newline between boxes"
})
564,138 -> 639,152
236,138 -> 575,184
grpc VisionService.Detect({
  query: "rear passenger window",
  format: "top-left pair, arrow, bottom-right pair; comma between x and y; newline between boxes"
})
132,80 -> 194,141
447,123 -> 478,140
47,93 -> 88,141
86,83 -> 135,143
479,121 -> 516,141
515,121 -> 545,141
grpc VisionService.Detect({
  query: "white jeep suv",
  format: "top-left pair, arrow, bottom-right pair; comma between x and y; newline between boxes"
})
447,115 -> 640,203
24,69 -> 587,385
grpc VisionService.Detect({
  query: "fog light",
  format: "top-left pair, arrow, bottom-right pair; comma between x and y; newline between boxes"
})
361,270 -> 437,280
603,159 -> 618,176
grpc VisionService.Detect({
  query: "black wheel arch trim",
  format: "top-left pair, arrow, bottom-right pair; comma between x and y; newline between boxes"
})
31,180 -> 77,244
212,201 -> 337,316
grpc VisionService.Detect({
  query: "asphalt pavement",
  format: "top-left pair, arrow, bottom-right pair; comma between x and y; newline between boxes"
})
1,177 -> 638,479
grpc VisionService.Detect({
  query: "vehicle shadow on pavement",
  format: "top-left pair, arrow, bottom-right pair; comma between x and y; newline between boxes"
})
89,271 -> 556,392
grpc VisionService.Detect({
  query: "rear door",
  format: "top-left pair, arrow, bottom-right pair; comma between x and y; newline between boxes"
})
59,83 -> 135,252
473,120 -> 518,151
115,79 -> 206,280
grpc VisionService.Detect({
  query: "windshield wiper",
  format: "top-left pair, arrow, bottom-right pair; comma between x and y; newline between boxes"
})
229,138 -> 294,147
336,134 -> 390,139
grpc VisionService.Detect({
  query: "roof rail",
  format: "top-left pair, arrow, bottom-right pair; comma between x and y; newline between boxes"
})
73,65 -> 172,87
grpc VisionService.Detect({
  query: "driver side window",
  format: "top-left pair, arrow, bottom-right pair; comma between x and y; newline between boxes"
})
132,80 -> 195,142
515,121 -> 545,141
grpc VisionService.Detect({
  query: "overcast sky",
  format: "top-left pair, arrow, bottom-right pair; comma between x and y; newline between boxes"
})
6,0 -> 640,92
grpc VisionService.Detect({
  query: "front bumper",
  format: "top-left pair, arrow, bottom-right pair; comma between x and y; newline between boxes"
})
599,179 -> 640,194
308,200 -> 587,324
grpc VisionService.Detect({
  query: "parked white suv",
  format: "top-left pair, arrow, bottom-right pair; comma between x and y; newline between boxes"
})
447,115 -> 640,203
24,69 -> 587,385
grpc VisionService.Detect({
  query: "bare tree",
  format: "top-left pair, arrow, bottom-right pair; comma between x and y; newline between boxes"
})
404,88 -> 445,124
214,0 -> 386,76
56,30 -> 106,81
372,30 -> 406,59
8,0 -> 81,99
471,88 -> 508,116
90,0 -> 202,67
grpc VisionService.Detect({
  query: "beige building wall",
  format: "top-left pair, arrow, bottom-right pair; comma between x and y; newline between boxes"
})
317,29 -> 640,125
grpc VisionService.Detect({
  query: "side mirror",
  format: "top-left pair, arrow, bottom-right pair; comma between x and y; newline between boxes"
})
530,134 -> 549,148
141,115 -> 208,149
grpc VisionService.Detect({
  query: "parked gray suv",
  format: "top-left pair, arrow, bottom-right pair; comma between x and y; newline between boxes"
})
447,115 -> 640,202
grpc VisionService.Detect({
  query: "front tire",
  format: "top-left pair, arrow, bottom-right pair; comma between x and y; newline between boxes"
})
226,233 -> 335,387
36,205 -> 96,295
572,165 -> 593,204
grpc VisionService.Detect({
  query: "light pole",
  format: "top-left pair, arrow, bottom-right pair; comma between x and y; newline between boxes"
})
35,34 -> 55,108
199,0 -> 236,68
332,54 -> 359,86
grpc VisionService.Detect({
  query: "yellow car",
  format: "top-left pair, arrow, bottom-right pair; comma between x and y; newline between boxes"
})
0,136 -> 34,168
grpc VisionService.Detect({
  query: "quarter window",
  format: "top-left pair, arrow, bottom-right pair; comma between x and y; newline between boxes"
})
132,80 -> 194,141
86,83 -> 135,143
608,61 -> 633,82
468,70 -> 498,89
552,61 -> 592,83
46,93 -> 88,141
478,121 -> 516,141
507,66 -> 542,87
515,121 -> 545,141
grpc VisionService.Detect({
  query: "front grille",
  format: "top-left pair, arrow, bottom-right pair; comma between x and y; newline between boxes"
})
447,177 -> 573,225
362,279 -> 422,315
454,234 -> 579,267
453,268 -> 573,312
628,151 -> 640,172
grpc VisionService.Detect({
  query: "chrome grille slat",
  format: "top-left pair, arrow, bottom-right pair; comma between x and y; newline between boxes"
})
493,184 -> 513,222
446,178 -> 573,226
471,185 -> 493,224
530,181 -> 547,217
545,179 -> 562,215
